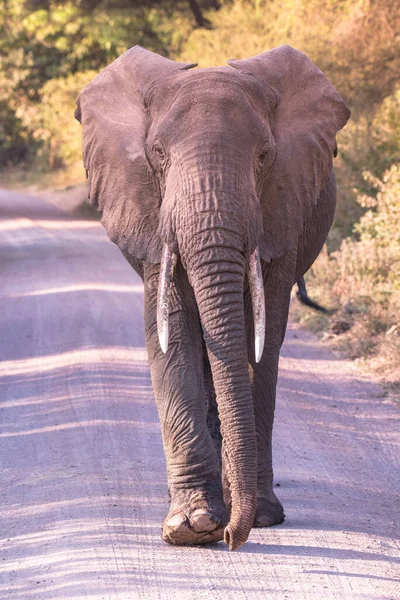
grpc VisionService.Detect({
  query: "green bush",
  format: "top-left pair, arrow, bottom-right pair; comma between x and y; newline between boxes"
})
0,0 -> 194,172
28,71 -> 97,169
0,101 -> 40,167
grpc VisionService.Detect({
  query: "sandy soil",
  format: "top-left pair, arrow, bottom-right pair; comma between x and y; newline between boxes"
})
0,189 -> 399,600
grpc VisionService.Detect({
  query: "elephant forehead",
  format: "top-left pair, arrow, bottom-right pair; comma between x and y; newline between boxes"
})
151,67 -> 266,108
149,68 -> 269,138
178,67 -> 247,92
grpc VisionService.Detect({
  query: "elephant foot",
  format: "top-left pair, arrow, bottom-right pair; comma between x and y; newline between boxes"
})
162,509 -> 225,546
162,485 -> 227,546
254,489 -> 285,527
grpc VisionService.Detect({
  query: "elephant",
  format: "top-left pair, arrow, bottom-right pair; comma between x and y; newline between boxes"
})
75,44 -> 350,551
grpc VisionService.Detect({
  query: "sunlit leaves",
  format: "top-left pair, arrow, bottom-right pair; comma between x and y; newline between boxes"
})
0,0 -> 196,168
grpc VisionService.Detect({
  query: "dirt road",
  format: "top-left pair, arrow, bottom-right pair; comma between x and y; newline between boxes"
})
1,189 -> 399,600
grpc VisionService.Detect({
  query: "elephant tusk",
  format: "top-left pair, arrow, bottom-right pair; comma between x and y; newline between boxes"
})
157,244 -> 177,354
248,247 -> 265,363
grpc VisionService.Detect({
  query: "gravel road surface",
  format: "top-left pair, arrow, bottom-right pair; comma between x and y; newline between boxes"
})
1,189 -> 399,599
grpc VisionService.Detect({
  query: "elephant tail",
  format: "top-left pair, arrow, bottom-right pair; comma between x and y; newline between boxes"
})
296,277 -> 331,314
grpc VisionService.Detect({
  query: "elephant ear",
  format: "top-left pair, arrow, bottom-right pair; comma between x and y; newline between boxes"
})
228,45 -> 350,261
75,46 -> 196,263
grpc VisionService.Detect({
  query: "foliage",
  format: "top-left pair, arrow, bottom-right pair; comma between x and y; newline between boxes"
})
179,0 -> 400,246
293,165 -> 400,386
180,0 -> 400,108
0,100 -> 40,166
3,0 -> 400,181
1,0 -> 399,382
29,71 -> 97,169
0,0 -> 201,170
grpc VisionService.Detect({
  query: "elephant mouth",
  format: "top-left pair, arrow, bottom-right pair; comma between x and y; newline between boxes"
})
156,242 -> 265,362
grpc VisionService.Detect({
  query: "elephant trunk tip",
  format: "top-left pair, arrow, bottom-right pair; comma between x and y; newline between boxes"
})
224,500 -> 256,550
224,523 -> 249,551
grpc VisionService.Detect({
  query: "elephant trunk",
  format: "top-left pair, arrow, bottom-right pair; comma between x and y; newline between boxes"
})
183,238 -> 257,550
158,169 -> 263,548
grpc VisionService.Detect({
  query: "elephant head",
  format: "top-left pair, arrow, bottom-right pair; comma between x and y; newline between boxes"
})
75,45 -> 350,549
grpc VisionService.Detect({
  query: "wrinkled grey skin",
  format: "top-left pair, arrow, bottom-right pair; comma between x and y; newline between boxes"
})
75,45 -> 350,550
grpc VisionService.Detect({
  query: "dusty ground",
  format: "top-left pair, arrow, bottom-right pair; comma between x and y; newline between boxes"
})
0,189 -> 399,600
37,183 -> 91,216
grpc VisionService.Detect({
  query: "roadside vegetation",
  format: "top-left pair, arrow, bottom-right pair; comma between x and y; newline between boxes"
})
1,0 -> 399,388
290,165 -> 400,391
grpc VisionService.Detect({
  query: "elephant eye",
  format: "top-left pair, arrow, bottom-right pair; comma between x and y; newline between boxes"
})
259,150 -> 268,164
256,149 -> 268,172
153,141 -> 166,160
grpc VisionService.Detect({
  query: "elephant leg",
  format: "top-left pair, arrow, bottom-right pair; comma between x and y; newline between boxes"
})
143,261 -> 227,545
244,249 -> 297,527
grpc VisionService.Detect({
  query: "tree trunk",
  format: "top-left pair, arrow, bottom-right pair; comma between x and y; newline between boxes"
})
187,0 -> 207,27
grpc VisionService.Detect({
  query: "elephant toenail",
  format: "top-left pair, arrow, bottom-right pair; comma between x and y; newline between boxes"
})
166,513 -> 187,529
190,509 -> 216,532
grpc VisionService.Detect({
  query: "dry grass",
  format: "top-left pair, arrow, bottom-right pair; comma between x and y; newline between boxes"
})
291,166 -> 400,393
